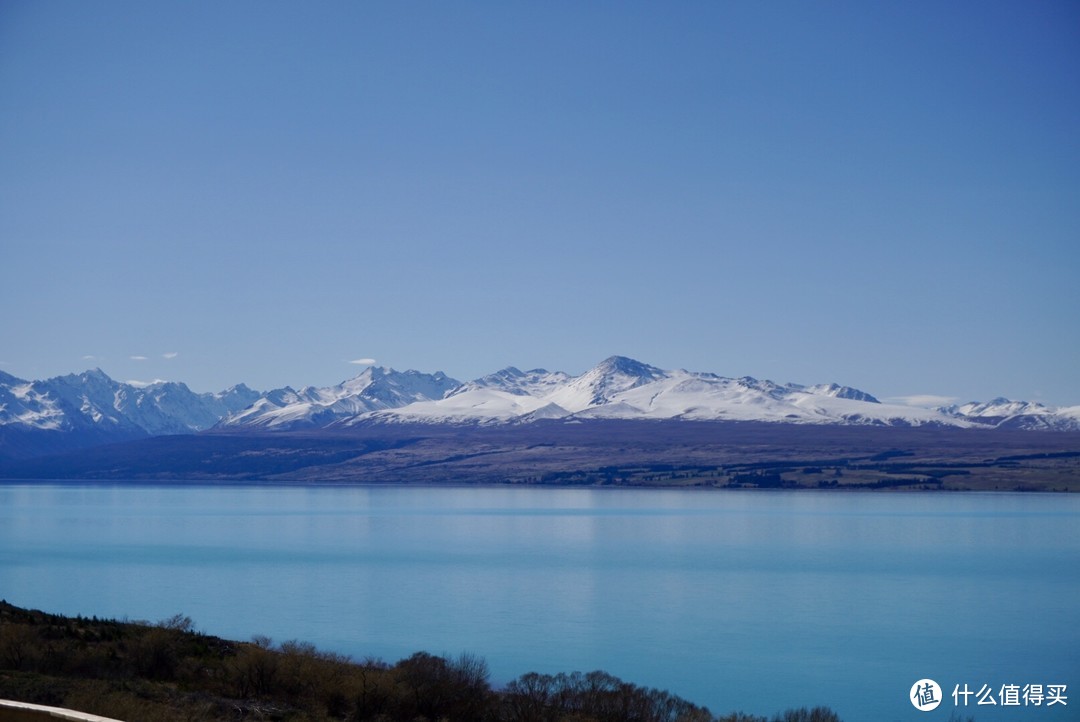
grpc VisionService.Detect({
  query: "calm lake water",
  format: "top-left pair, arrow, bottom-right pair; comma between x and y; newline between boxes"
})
1,483 -> 1077,721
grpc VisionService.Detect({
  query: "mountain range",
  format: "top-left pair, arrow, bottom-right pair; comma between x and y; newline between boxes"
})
2,356 -> 1079,459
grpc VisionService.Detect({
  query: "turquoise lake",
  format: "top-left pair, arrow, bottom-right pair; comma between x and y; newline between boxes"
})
1,483 -> 1077,721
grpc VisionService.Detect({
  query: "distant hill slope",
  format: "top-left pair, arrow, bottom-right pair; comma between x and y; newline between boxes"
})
2,420 -> 1078,492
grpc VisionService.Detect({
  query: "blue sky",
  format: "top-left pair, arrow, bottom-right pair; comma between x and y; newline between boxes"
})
2,1 -> 1078,405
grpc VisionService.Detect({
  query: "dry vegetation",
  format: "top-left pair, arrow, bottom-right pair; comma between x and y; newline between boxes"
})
3,420 -> 1078,492
0,601 -> 850,722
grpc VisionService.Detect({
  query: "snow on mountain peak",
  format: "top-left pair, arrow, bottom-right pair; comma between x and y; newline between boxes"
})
806,383 -> 881,404
551,356 -> 668,409
3,359 -> 1079,440
451,366 -> 571,398
942,397 -> 1051,418
596,355 -> 665,381
218,367 -> 462,429
0,368 -> 263,437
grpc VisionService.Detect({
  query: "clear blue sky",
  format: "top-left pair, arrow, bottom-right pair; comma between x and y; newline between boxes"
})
2,1 -> 1078,405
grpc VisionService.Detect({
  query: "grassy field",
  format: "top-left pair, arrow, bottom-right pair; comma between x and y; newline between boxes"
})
2,419 -> 1078,492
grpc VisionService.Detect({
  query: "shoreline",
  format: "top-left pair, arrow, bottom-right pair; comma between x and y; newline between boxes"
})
0,476 -> 1075,493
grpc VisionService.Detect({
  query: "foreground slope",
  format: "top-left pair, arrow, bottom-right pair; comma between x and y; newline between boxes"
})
4,600 -> 840,722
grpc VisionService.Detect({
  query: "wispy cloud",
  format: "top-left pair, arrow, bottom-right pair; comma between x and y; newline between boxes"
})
349,358 -> 377,366
884,394 -> 958,408
130,355 -> 149,361
126,378 -> 167,388
162,352 -> 179,359
82,355 -> 97,361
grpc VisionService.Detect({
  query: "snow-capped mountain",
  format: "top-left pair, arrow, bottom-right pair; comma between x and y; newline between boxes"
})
941,397 -> 1049,419
937,397 -> 1080,431
451,366 -> 573,398
3,357 -> 1079,459
361,357 -> 968,427
803,383 -> 880,404
219,366 -> 460,429
358,356 -> 1078,430
0,369 -> 261,435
